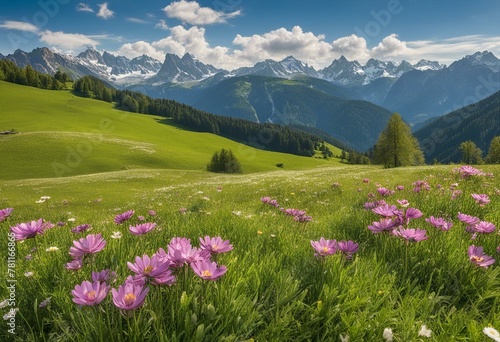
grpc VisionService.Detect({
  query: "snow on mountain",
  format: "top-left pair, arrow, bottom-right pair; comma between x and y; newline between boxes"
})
232,56 -> 318,78
413,59 -> 446,71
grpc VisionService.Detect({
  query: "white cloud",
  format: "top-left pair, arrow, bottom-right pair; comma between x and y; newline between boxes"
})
155,20 -> 169,30
371,34 -> 408,59
39,30 -> 99,50
0,20 -> 39,33
163,0 -> 240,25
332,34 -> 369,61
76,3 -> 94,13
115,41 -> 165,61
97,2 -> 114,20
126,18 -> 149,24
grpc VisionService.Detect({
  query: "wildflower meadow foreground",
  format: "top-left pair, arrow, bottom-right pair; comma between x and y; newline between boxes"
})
2,165 -> 500,341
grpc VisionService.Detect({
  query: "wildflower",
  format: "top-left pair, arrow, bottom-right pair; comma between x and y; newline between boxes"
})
311,238 -> 337,257
24,271 -> 34,277
337,240 -> 358,259
10,219 -> 46,240
65,258 -> 83,271
372,204 -> 398,218
114,210 -> 134,224
364,201 -> 376,210
393,227 -> 428,242
397,199 -> 409,207
402,207 -> 423,224
199,236 -> 233,257
191,260 -> 227,281
92,269 -> 117,284
383,327 -> 393,341
24,254 -> 32,261
472,193 -> 490,206
112,282 -> 149,311
39,297 -> 51,308
396,185 -> 404,191
67,218 -> 76,222
71,224 -> 91,234
178,208 -> 187,214
483,326 -> 500,341
0,208 -> 13,222
127,254 -> 173,285
40,196 -> 51,200
129,223 -> 157,235
413,180 -> 430,192
167,237 -> 202,268
36,199 -> 45,204
368,218 -> 395,233
425,216 -> 453,231
72,280 -> 110,306
217,186 -> 222,192
69,233 -> 106,259
57,221 -> 66,227
377,187 -> 394,197
332,182 -> 341,188
419,325 -> 432,338
468,246 -> 496,268
458,212 -> 480,232
340,334 -> 349,342
257,230 -> 263,235
475,221 -> 496,234
458,165 -> 484,178
232,210 -> 242,216
46,246 -> 59,252
148,210 -> 157,216
362,178 -> 370,183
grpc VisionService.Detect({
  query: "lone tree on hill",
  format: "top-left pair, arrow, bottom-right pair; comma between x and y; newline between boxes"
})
207,149 -> 243,174
486,136 -> 500,164
373,113 -> 425,168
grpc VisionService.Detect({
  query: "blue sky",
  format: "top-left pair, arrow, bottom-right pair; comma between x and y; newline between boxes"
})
1,0 -> 499,70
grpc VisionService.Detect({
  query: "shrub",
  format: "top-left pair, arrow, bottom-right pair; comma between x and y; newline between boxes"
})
207,148 -> 243,173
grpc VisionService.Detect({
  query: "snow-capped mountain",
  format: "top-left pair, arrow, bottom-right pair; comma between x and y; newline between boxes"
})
463,51 -> 500,72
413,59 -> 445,71
232,56 -> 318,78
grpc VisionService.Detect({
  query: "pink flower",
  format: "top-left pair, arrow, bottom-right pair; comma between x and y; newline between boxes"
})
191,260 -> 227,281
10,219 -> 46,241
377,187 -> 394,197
372,204 -> 398,218
129,223 -> 157,235
468,245 -> 495,268
92,269 -> 117,284
471,194 -> 490,206
127,254 -> 171,280
199,236 -> 233,257
457,212 -> 480,232
167,238 -> 202,268
392,227 -> 428,242
474,221 -> 496,234
148,210 -> 157,216
362,178 -> 370,183
71,280 -> 110,306
112,283 -> 149,311
457,165 -> 484,178
65,258 -> 83,271
425,216 -> 453,231
397,199 -> 409,207
0,208 -> 13,222
396,185 -> 405,191
71,224 -> 91,234
337,240 -> 359,259
311,237 -> 337,257
368,218 -> 395,233
69,234 -> 106,259
114,210 -> 134,224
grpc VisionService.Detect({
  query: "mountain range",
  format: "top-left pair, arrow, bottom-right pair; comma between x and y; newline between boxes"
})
2,47 -> 500,151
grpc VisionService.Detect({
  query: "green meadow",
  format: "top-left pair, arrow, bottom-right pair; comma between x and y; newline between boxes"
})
1,81 -> 500,341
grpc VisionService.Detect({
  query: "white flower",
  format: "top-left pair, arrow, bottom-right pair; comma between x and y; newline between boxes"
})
418,325 -> 432,338
111,231 -> 122,239
67,218 -> 76,222
484,327 -> 500,341
339,334 -> 349,342
40,196 -> 51,200
270,234 -> 276,238
24,271 -> 34,277
232,211 -> 242,216
383,328 -> 393,341
46,246 -> 59,252
35,199 -> 45,204
0,299 -> 8,308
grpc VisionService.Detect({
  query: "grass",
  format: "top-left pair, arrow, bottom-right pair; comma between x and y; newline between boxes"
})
1,81 -> 500,341
0,81 -> 341,180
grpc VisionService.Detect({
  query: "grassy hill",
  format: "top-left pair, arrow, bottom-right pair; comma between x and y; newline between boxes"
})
0,81 -> 342,180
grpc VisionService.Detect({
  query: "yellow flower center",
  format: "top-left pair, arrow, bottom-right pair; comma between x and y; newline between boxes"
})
212,244 -> 218,251
472,256 -> 484,262
321,247 -> 329,253
144,265 -> 154,275
124,293 -> 136,306
201,270 -> 212,277
85,290 -> 96,300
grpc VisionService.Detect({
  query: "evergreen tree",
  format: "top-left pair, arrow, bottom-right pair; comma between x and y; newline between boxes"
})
459,141 -> 484,164
486,136 -> 500,164
373,113 -> 424,168
207,149 -> 243,173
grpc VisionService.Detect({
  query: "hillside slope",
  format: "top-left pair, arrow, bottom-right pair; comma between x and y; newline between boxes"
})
0,82 -> 340,180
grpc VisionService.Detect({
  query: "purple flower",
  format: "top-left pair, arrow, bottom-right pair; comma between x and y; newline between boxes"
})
148,210 -> 157,216
392,227 -> 428,242
412,180 -> 431,192
474,221 -> 496,234
396,185 -> 405,191
69,234 -> 106,259
471,194 -> 490,206
57,221 -> 66,227
468,245 -> 495,268
167,237 -> 202,268
337,240 -> 359,259
137,216 -> 145,221
92,269 -> 117,284
112,283 -> 149,311
0,208 -> 13,222
71,224 -> 91,234
400,207 -> 423,225
457,212 -> 480,226
71,280 -> 110,306
362,178 -> 370,183
372,204 -> 398,218
364,201 -> 377,210
425,216 -> 453,231
191,260 -> 227,281
368,218 -> 395,233
457,165 -> 484,178
199,236 -> 233,257
261,196 -> 272,204
10,219 -> 46,240
310,238 -> 337,257
129,223 -> 157,235
377,187 -> 394,197
397,199 -> 409,207
114,210 -> 135,224
294,214 -> 312,222
127,254 -> 171,279
65,258 -> 83,271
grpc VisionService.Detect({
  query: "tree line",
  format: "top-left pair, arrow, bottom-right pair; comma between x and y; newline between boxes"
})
0,59 -> 70,90
72,76 -> 322,157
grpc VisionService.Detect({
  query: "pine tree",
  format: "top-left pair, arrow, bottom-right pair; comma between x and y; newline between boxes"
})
207,149 -> 243,173
486,136 -> 500,164
373,113 -> 424,168
459,141 -> 484,164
